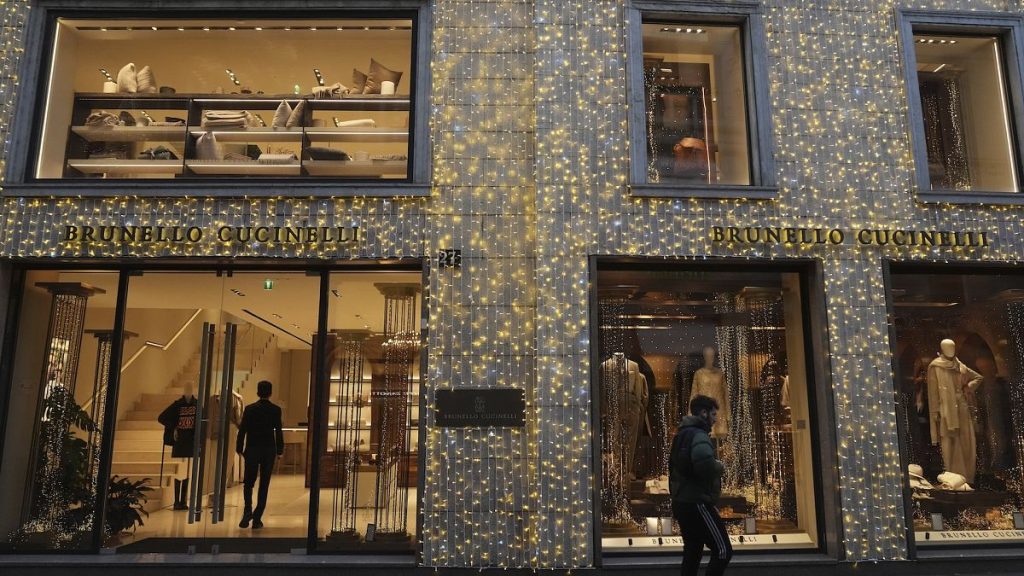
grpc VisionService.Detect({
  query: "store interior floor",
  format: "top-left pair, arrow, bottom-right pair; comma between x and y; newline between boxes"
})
108,473 -> 418,551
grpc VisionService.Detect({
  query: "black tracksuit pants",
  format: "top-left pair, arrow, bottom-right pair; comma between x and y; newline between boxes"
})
673,502 -> 733,576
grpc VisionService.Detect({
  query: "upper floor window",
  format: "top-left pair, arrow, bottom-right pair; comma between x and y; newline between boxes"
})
35,18 -> 417,182
642,22 -> 750,186
628,3 -> 775,199
900,11 -> 1024,200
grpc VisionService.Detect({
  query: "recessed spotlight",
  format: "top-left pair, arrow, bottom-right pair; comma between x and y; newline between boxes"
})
255,26 -> 263,31
100,27 -> 107,31
310,26 -> 317,31
203,27 -> 210,31
177,27 -> 185,31
151,26 -> 158,31
284,26 -> 291,31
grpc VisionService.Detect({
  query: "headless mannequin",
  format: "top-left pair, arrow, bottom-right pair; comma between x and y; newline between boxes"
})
927,339 -> 983,483
689,346 -> 729,438
601,353 -> 649,479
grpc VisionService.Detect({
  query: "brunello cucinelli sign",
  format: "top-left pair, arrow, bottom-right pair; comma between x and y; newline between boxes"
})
60,224 -> 361,245
711,226 -> 992,248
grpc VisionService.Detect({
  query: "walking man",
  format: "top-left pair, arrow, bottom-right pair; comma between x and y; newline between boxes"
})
236,380 -> 284,529
670,394 -> 732,576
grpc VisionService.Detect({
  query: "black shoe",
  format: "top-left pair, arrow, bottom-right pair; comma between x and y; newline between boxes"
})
251,519 -> 264,530
239,510 -> 252,528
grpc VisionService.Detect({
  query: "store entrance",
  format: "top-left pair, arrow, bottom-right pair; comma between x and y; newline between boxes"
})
108,271 -> 317,553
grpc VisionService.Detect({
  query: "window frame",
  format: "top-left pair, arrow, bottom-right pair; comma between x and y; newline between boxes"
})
882,258 -> 1024,555
3,0 -> 433,198
898,9 -> 1024,205
587,255 -> 842,563
626,0 -> 777,199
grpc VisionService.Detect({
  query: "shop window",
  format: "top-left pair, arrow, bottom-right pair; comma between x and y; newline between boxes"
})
33,18 -> 418,182
889,268 -> 1024,546
628,4 -> 775,198
900,12 -> 1024,198
595,266 -> 819,552
0,271 -> 120,551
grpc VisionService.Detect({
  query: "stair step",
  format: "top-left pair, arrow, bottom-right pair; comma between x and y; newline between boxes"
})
117,420 -> 163,431
115,473 -> 177,488
111,461 -> 183,475
113,450 -> 170,462
124,409 -> 165,421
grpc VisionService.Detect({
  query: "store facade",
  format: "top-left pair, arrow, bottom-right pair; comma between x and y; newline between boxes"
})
0,0 -> 1023,573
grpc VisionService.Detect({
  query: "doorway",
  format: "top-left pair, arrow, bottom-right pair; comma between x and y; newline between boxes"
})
0,265 -> 424,554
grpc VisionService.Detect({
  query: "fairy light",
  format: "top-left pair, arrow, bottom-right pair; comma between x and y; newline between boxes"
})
3,0 -> 1024,568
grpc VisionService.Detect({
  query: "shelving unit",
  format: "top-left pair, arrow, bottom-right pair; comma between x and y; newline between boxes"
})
63,93 -> 411,179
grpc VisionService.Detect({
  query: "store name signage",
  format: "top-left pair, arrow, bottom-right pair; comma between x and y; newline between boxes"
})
60,224 -> 360,246
711,226 -> 991,248
435,388 -> 526,427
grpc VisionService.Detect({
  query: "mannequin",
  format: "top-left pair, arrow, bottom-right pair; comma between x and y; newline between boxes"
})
157,382 -> 198,510
927,339 -> 983,483
689,346 -> 729,437
601,352 -> 649,479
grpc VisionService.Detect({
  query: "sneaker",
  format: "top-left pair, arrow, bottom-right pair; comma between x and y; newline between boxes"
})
252,519 -> 264,530
239,510 -> 252,528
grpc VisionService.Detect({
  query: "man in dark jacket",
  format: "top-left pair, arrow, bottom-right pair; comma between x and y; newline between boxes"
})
236,380 -> 284,529
669,394 -> 731,576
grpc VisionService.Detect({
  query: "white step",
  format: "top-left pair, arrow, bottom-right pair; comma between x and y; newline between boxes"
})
113,450 -> 168,462
117,420 -> 163,431
111,461 -> 183,475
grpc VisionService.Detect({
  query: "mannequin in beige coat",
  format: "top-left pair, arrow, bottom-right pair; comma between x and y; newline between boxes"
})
689,346 -> 729,438
601,353 -> 649,478
927,339 -> 983,483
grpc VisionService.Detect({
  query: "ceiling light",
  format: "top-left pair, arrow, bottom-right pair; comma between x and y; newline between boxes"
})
203,26 -> 210,31
151,26 -> 158,31
255,26 -> 263,31
331,289 -> 341,298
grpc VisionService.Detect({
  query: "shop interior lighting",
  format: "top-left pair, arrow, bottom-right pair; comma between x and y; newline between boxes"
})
916,37 -> 958,44
313,68 -> 325,86
660,26 -> 704,34
78,23 -> 420,32
98,68 -> 113,82
225,68 -> 241,86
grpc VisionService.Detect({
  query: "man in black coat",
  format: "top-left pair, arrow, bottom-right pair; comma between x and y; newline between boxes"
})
236,380 -> 284,529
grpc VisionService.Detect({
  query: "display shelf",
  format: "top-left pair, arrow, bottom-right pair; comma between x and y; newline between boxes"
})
305,160 -> 407,177
305,127 -> 408,143
186,161 -> 300,176
189,127 -> 303,142
71,125 -> 186,142
68,159 -> 183,175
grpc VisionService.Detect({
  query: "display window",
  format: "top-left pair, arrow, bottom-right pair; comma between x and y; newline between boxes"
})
913,34 -> 1018,192
595,265 -> 820,553
0,266 -> 424,553
640,21 -> 751,186
889,267 -> 1024,546
35,18 -> 416,181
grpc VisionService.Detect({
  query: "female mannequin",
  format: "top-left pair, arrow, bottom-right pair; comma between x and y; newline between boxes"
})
689,346 -> 729,438
927,339 -> 982,483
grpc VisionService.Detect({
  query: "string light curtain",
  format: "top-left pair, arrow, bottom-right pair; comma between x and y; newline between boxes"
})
327,330 -> 368,540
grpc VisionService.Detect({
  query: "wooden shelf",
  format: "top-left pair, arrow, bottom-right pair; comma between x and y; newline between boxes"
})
306,127 -> 408,143
305,160 -> 407,177
189,127 -> 303,142
68,159 -> 183,175
186,161 -> 300,176
71,125 -> 186,142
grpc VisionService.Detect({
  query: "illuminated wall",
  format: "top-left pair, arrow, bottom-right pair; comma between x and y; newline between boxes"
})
3,0 -> 1024,567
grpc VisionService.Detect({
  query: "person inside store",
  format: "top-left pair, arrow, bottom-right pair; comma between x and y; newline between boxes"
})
236,380 -> 284,529
670,394 -> 732,576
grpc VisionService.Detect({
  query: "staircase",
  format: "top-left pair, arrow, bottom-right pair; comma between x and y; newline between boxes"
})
112,353 -> 201,512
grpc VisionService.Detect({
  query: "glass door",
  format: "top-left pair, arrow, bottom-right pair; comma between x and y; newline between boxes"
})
106,270 -> 318,553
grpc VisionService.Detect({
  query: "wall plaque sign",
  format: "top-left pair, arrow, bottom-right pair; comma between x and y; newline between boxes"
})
435,388 -> 526,427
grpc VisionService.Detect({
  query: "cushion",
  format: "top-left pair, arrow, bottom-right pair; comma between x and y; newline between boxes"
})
116,63 -> 137,93
272,100 -> 292,128
363,58 -> 403,94
195,132 -> 222,161
137,65 -> 157,93
286,99 -> 306,128
352,69 -> 368,94
304,147 -> 350,161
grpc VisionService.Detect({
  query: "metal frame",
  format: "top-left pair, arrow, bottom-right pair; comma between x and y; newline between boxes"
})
897,9 -> 1024,205
4,0 -> 433,198
882,258 -> 1024,555
626,0 -> 778,199
0,258 -> 426,556
587,255 -> 841,564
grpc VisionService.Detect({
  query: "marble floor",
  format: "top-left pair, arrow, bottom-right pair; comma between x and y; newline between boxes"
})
110,473 -> 417,548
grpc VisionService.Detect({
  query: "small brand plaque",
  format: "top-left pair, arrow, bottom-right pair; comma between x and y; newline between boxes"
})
436,388 -> 526,427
